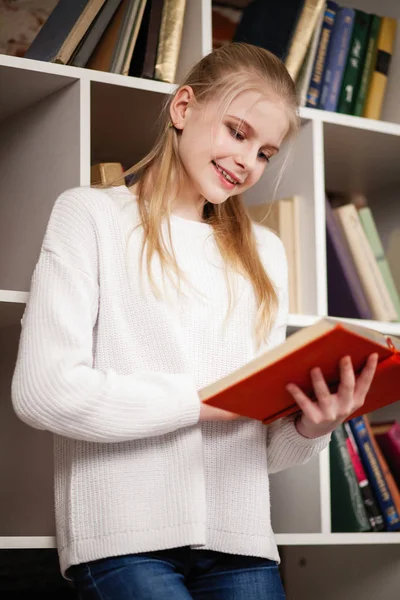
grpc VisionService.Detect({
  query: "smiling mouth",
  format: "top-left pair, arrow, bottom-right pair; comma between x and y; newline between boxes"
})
211,161 -> 240,185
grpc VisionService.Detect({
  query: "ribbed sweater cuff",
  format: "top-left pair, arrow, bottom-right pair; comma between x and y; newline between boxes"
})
178,374 -> 201,428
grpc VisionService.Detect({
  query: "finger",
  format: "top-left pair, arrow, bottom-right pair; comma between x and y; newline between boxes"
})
337,355 -> 356,401
286,383 -> 321,422
310,367 -> 331,405
354,353 -> 379,402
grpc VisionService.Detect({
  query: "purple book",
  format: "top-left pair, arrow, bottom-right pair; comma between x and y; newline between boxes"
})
325,197 -> 373,319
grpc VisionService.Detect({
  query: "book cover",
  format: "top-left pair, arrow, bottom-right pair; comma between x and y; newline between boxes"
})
363,17 -> 397,120
343,421 -> 385,531
330,424 -> 371,532
109,0 -> 148,75
154,0 -> 187,83
91,162 -> 125,186
334,203 -> 398,322
69,0 -> 123,68
284,0 -> 326,82
25,0 -> 106,64
325,197 -> 373,320
372,421 -> 400,489
319,6 -> 356,112
350,416 -> 400,531
337,10 -> 371,115
306,1 -> 339,108
358,206 -> 400,320
353,14 -> 381,116
233,0 -> 305,61
200,317 -> 400,425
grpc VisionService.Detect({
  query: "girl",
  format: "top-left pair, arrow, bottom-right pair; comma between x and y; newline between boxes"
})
11,43 -> 378,599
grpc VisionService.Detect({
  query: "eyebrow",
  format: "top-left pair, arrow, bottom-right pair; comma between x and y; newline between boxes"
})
226,115 -> 280,153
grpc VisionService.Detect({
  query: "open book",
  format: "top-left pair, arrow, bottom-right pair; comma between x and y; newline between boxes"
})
199,318 -> 400,424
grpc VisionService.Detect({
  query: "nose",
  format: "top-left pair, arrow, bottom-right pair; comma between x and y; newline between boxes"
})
234,149 -> 257,172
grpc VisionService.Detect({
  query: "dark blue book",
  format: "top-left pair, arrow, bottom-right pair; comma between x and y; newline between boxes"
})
306,1 -> 339,108
233,0 -> 305,61
325,197 -> 373,320
25,0 -> 103,64
350,416 -> 400,532
70,0 -> 123,68
319,6 -> 356,111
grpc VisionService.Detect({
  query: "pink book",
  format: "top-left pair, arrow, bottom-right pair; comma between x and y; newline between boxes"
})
371,421 -> 400,489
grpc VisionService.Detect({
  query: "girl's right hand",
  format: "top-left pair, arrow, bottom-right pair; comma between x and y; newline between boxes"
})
199,402 -> 242,421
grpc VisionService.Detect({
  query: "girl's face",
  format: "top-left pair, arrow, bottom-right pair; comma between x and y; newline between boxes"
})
171,87 -> 290,209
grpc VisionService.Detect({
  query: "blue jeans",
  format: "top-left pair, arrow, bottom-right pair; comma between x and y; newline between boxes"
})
67,547 -> 286,599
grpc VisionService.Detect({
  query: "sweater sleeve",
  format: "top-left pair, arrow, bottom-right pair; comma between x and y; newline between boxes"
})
11,189 -> 201,443
263,230 -> 331,474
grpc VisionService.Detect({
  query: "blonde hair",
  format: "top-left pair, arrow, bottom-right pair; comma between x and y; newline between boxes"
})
104,43 -> 299,344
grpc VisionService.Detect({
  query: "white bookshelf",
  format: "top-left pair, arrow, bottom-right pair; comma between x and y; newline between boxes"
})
0,0 -> 399,598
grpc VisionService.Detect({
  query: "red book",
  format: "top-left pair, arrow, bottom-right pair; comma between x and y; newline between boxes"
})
372,421 -> 400,489
200,318 -> 400,424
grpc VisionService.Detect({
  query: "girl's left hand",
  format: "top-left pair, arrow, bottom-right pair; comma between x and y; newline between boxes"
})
286,353 -> 379,439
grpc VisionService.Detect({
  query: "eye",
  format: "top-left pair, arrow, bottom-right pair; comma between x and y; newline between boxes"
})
258,151 -> 270,163
227,125 -> 245,140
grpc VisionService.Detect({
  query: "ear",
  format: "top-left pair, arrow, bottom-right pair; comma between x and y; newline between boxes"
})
169,86 -> 195,130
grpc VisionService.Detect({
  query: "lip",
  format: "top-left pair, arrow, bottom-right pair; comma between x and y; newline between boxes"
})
212,161 -> 242,186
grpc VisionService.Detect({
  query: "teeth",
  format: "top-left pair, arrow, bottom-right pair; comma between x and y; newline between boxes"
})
214,163 -> 237,184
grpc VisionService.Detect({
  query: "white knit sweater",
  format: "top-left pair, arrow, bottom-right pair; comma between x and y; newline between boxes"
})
11,185 -> 330,576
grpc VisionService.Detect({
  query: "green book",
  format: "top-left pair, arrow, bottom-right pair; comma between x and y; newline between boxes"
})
353,14 -> 381,116
358,206 -> 400,320
330,425 -> 371,533
337,10 -> 371,114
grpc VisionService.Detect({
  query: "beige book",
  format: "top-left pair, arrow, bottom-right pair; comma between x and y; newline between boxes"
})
334,203 -> 398,322
248,197 -> 303,314
91,162 -> 125,186
154,0 -> 187,83
285,0 -> 326,82
56,0 -> 107,65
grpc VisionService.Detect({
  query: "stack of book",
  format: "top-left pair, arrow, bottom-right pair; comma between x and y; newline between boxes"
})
326,194 -> 400,323
229,0 -> 397,121
22,0 -> 187,83
330,416 -> 400,533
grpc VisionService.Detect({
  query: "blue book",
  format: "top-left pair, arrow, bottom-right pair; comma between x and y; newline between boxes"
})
319,7 -> 356,111
306,1 -> 339,109
349,416 -> 400,531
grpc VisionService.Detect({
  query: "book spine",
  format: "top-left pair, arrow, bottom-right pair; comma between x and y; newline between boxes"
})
284,0 -> 326,82
306,1 -> 339,108
110,0 -> 144,74
343,422 -> 385,531
353,14 -> 381,116
349,416 -> 400,531
154,0 -> 187,83
374,424 -> 400,489
337,10 -> 371,115
297,4 -> 326,106
358,207 -> 400,319
363,17 -> 398,120
330,425 -> 371,532
141,0 -> 164,79
320,7 -> 356,112
334,203 -> 398,321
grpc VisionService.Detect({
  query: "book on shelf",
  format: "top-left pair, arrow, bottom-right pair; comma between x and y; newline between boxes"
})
371,421 -> 400,489
141,0 -> 165,79
25,0 -> 107,64
296,4 -> 326,106
109,0 -> 148,76
319,6 -> 355,112
154,0 -> 187,83
333,202 -> 398,322
336,9 -> 371,115
325,196 -> 373,320
363,17 -> 398,120
353,14 -> 381,117
247,198 -> 303,315
330,423 -> 372,532
343,421 -> 385,531
91,162 -> 126,186
349,415 -> 400,531
200,317 -> 400,426
86,0 -> 129,72
306,1 -> 339,108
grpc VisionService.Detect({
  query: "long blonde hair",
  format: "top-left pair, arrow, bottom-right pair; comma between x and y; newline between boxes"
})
106,43 -> 299,343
